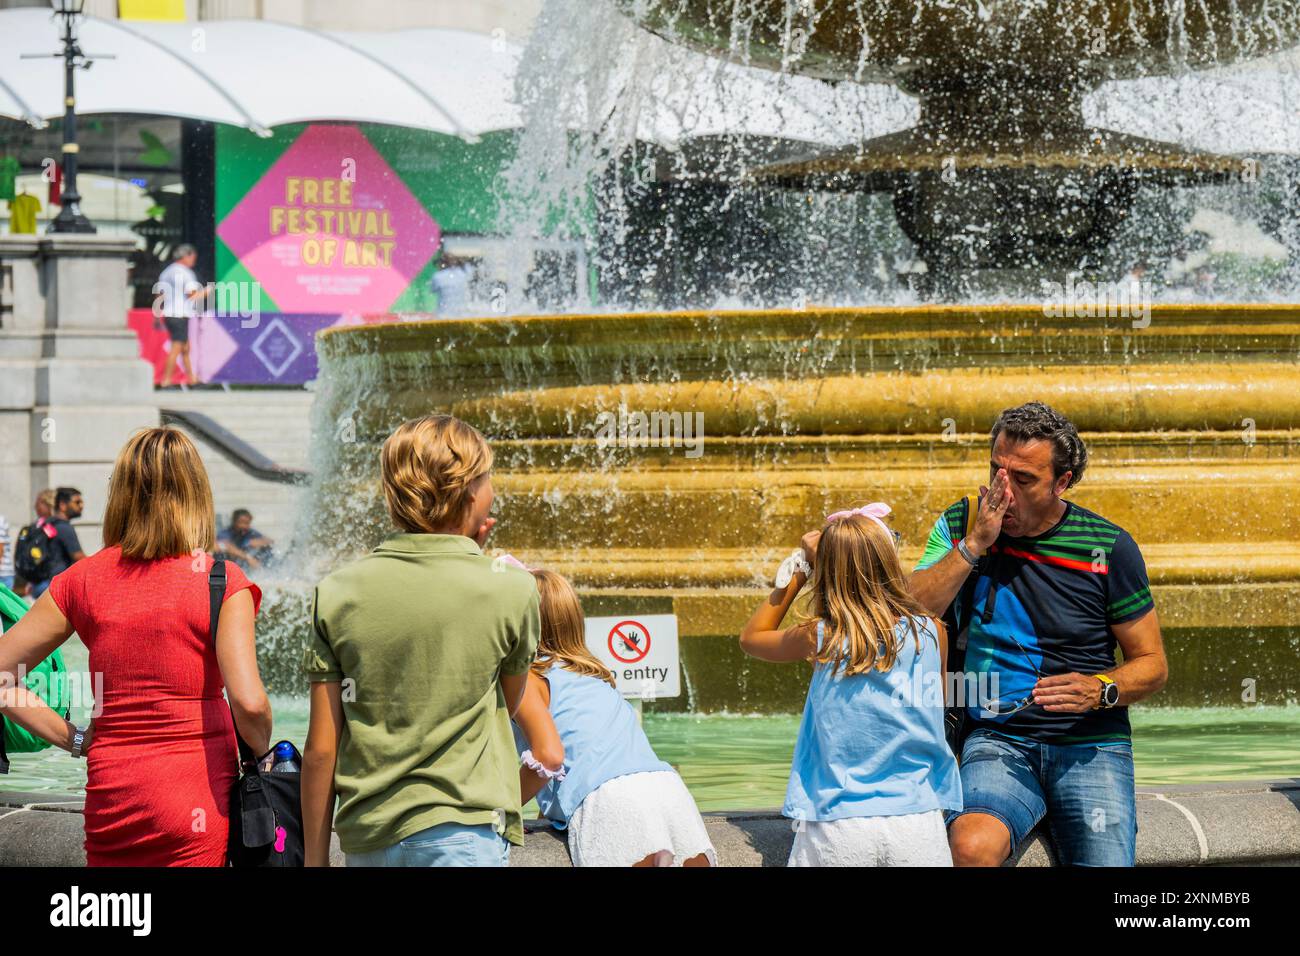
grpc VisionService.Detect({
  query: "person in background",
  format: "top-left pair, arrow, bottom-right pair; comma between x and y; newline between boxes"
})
431,252 -> 474,317
27,488 -> 86,601
34,489 -> 54,523
13,490 -> 55,596
155,243 -> 206,389
740,502 -> 962,866
0,512 -> 13,591
511,566 -> 715,866
0,428 -> 271,866
216,509 -> 275,571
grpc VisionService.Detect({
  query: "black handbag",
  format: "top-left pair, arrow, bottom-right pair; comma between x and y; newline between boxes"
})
208,558 -> 305,867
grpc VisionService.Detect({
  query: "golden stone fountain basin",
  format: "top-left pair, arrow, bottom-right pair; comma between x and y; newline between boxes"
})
312,305 -> 1300,709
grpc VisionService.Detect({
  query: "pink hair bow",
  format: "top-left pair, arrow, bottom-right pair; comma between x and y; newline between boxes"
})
824,502 -> 893,535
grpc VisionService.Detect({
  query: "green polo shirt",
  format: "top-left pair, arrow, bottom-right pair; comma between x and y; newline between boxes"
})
304,533 -> 540,852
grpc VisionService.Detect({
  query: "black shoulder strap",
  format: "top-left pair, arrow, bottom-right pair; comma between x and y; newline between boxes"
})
209,559 -> 256,768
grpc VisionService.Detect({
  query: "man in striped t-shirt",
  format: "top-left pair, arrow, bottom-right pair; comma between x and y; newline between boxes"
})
911,402 -> 1167,867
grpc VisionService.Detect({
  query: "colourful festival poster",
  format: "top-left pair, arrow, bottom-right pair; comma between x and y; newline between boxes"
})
216,124 -> 442,314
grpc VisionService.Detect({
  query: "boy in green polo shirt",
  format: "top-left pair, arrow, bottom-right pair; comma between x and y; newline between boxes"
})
300,415 -> 541,866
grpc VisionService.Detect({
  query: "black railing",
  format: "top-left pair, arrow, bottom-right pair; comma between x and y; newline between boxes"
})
160,408 -> 310,485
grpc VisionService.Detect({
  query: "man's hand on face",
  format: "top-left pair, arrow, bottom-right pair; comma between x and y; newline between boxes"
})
1033,673 -> 1103,712
969,468 -> 1013,554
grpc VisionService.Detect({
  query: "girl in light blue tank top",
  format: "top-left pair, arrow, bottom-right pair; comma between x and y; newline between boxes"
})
741,502 -> 962,866
511,568 -> 716,866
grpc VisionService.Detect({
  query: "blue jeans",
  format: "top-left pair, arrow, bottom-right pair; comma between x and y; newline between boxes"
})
345,822 -> 511,868
30,579 -> 50,599
949,727 -> 1137,866
0,576 -> 13,591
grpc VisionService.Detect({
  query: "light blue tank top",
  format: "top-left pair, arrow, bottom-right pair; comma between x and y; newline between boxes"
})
513,665 -> 673,829
784,615 -> 963,822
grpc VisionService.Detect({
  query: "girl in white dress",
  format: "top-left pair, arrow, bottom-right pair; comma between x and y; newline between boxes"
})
511,567 -> 716,867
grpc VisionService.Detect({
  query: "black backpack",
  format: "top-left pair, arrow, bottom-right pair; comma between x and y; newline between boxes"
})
14,519 -> 56,583
208,559 -> 305,867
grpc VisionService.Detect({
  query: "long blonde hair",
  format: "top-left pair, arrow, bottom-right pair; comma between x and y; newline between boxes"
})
802,512 -> 934,675
102,428 -> 216,559
530,569 -> 615,687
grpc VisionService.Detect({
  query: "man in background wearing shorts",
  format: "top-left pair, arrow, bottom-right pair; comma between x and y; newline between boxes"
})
155,243 -> 206,388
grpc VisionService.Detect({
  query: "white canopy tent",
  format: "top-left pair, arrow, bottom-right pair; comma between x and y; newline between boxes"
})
0,7 -> 911,148
0,10 -> 503,137
3,7 -> 1297,154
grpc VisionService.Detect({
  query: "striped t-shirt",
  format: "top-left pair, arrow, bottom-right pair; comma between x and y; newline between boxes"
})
0,515 -> 13,578
916,499 -> 1154,744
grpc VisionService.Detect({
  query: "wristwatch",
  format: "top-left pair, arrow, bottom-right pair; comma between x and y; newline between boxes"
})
1094,675 -> 1120,709
955,537 -> 981,567
775,549 -> 813,589
70,726 -> 88,759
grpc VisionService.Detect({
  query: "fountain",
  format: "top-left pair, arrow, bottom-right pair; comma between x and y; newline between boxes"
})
619,0 -> 1300,293
289,2 -> 1300,722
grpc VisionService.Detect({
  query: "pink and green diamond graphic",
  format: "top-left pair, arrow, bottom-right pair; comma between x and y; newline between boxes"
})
216,124 -> 441,314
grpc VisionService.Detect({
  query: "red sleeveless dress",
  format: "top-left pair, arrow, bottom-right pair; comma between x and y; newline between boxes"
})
49,548 -> 261,866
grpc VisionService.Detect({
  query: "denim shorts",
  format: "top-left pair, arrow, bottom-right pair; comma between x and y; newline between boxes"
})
345,822 -> 511,868
948,727 -> 1137,866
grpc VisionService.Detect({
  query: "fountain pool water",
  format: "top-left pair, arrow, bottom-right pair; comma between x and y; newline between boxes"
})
7,639 -> 1299,804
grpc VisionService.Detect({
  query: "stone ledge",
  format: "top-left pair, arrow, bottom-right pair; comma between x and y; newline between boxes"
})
3,779 -> 1296,866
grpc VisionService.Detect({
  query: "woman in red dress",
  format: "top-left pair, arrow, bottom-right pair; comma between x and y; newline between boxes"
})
0,428 -> 273,865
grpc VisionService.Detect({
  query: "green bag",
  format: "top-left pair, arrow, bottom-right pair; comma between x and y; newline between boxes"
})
0,582 -> 71,772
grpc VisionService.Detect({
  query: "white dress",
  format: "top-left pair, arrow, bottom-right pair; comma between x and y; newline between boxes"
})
566,770 -> 717,867
787,810 -> 953,867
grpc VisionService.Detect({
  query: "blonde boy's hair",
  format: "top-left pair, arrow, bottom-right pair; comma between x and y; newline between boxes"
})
102,428 -> 216,560
802,513 -> 936,675
381,415 -> 493,533
530,569 -> 616,687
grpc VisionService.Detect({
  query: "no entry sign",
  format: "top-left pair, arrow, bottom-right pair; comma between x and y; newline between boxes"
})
608,620 -> 651,663
585,614 -> 680,700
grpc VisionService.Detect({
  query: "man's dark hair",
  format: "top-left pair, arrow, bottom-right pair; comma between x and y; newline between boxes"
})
55,487 -> 82,508
231,509 -> 252,523
990,402 -> 1087,489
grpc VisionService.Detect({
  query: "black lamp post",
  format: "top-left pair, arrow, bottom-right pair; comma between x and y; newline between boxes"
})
48,0 -> 95,234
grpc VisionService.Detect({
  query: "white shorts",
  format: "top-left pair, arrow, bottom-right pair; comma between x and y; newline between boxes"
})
787,809 -> 953,867
567,770 -> 717,867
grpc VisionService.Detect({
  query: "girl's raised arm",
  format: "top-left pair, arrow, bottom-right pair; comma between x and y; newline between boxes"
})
740,532 -> 820,664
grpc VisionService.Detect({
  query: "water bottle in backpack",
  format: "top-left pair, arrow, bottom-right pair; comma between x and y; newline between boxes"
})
269,741 -> 300,774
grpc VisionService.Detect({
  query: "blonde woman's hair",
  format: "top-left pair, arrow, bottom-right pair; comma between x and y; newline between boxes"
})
802,512 -> 935,675
381,415 -> 493,533
530,569 -> 615,687
102,428 -> 216,560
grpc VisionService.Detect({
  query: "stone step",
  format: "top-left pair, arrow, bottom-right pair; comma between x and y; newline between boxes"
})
5,780 -> 1299,866
153,390 -> 315,550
